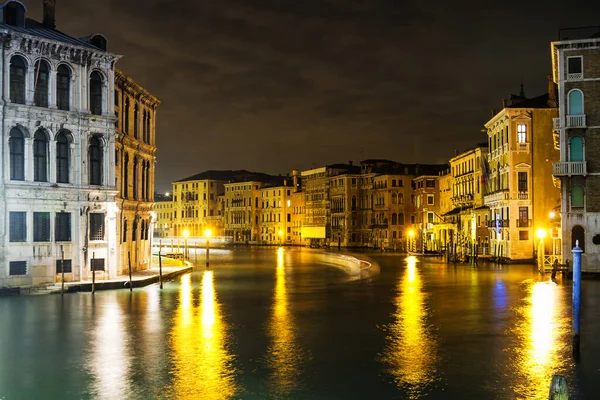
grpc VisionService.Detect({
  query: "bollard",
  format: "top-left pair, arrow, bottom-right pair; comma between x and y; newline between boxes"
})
572,241 -> 582,356
548,375 -> 569,399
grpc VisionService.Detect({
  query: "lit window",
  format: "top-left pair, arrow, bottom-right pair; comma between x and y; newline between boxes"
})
517,124 -> 527,143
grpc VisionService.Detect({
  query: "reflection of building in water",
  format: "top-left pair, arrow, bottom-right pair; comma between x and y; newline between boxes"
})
383,256 -> 437,397
511,281 -> 568,398
168,272 -> 236,399
90,300 -> 130,398
267,248 -> 302,395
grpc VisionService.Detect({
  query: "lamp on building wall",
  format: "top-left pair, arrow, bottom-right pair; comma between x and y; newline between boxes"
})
408,229 -> 415,253
278,230 -> 283,246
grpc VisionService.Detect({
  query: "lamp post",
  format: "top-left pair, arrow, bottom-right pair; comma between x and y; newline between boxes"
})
278,230 -> 283,246
183,229 -> 189,260
536,228 -> 547,274
204,228 -> 212,268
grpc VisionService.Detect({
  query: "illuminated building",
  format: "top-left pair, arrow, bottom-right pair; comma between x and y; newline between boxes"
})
223,181 -> 262,243
114,70 -> 159,273
551,29 -> 600,271
0,1 -> 121,286
153,194 -> 173,238
259,183 -> 293,245
411,175 -> 441,252
483,84 -> 559,261
432,168 -> 455,252
446,144 -> 490,256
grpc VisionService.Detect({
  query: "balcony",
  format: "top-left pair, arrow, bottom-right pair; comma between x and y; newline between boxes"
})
487,219 -> 510,228
553,161 -> 587,176
553,117 -> 560,131
516,142 -> 529,152
484,191 -> 510,204
566,114 -> 586,128
567,72 -> 583,80
517,191 -> 529,200
516,219 -> 531,228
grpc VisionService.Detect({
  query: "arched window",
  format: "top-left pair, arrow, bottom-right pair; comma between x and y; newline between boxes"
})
124,97 -> 130,133
33,130 -> 48,182
134,103 -> 139,139
391,213 -> 397,225
56,131 -> 70,183
133,157 -> 139,199
398,213 -> 405,225
89,136 -> 103,185
392,193 -> 397,204
568,90 -> 583,115
123,152 -> 129,198
571,185 -> 584,208
57,65 -> 71,111
398,193 -> 404,204
351,195 -> 357,211
34,60 -> 50,107
10,56 -> 26,104
122,220 -> 128,243
572,225 -> 585,252
9,127 -> 24,180
89,71 -> 103,115
569,136 -> 584,162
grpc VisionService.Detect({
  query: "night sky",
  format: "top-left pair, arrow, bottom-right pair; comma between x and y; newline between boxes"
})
22,0 -> 600,191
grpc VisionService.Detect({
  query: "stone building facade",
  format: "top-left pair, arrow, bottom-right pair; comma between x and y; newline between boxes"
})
552,31 -> 600,271
484,88 -> 559,261
0,0 -> 120,286
114,70 -> 159,273
223,181 -> 261,243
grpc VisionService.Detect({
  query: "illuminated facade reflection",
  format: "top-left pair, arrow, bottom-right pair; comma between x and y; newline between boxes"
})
383,256 -> 437,397
89,298 -> 130,398
168,272 -> 236,399
267,247 -> 302,395
511,281 -> 570,398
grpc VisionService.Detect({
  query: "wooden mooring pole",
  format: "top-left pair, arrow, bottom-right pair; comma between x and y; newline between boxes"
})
159,240 -> 163,289
128,251 -> 133,292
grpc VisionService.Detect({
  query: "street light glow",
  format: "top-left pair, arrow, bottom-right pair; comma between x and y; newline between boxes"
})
204,229 -> 213,238
183,229 -> 190,238
408,230 -> 415,237
278,230 -> 283,236
536,228 -> 547,239
549,211 -> 556,219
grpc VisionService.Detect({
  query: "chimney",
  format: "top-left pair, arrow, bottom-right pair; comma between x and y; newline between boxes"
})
43,0 -> 56,29
501,99 -> 507,108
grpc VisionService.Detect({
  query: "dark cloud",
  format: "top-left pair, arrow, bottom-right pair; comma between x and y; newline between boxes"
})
20,0 -> 600,190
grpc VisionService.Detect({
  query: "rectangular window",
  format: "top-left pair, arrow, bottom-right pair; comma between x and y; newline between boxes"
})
518,172 -> 528,192
567,56 -> 583,80
56,259 -> 72,273
9,261 -> 27,275
91,258 -> 105,271
55,212 -> 72,242
427,195 -> 434,205
90,213 -> 105,241
33,212 -> 50,242
9,211 -> 26,242
519,231 -> 529,241
517,124 -> 527,143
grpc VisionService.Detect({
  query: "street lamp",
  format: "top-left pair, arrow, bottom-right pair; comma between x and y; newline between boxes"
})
183,229 -> 189,260
204,228 -> 212,268
536,228 -> 547,273
278,230 -> 283,246
408,230 -> 415,253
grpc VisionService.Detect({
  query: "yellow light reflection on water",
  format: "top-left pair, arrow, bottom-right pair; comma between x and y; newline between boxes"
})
168,272 -> 236,399
383,256 -> 437,398
512,281 -> 570,398
267,247 -> 302,395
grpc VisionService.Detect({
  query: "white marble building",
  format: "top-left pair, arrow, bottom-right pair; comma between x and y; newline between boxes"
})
0,0 -> 120,287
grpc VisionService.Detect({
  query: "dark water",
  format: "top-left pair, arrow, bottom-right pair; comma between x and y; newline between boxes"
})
1,248 -> 600,399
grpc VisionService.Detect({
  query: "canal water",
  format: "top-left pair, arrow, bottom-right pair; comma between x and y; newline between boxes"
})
1,248 -> 599,399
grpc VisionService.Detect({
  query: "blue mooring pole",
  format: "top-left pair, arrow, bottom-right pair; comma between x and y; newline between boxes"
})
572,241 -> 582,356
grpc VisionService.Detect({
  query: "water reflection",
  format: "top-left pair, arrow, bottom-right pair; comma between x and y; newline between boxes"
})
89,298 -> 131,398
383,256 -> 438,398
511,281 -> 570,398
267,247 -> 302,396
168,272 -> 236,399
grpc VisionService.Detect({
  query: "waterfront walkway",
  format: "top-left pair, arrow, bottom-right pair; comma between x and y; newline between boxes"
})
23,255 -> 192,295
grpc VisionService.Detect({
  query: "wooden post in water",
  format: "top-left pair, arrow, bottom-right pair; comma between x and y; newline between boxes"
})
548,375 -> 569,399
92,252 -> 96,294
159,240 -> 163,289
60,244 -> 65,296
128,251 -> 133,292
